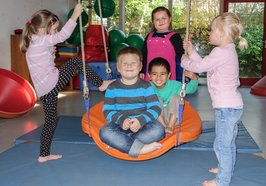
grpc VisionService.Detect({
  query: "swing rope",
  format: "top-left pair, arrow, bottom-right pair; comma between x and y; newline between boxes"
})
78,0 -> 90,125
176,0 -> 191,146
79,0 -> 112,132
97,0 -> 112,79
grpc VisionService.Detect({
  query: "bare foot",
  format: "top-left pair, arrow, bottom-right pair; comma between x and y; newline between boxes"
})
202,179 -> 217,186
98,79 -> 115,91
140,142 -> 162,155
209,167 -> 219,174
38,154 -> 62,163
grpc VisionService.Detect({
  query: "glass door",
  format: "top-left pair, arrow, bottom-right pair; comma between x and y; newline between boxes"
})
224,0 -> 266,86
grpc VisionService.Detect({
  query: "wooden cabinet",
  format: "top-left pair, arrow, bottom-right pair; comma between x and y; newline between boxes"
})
10,34 -> 75,90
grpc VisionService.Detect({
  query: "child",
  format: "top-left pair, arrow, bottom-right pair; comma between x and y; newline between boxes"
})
148,57 -> 198,135
141,6 -> 184,81
20,4 -> 113,163
181,12 -> 248,186
100,47 -> 165,158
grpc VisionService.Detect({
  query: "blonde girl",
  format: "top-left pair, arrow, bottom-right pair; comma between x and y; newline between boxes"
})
20,3 -> 112,163
181,12 -> 248,186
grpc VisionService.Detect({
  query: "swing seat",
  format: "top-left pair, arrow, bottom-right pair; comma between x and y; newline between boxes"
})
82,100 -> 202,161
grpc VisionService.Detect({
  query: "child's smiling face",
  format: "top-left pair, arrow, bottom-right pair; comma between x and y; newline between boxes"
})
149,65 -> 171,89
117,53 -> 142,83
153,10 -> 171,33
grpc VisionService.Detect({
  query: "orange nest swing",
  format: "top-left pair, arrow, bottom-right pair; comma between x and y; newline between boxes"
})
81,100 -> 202,161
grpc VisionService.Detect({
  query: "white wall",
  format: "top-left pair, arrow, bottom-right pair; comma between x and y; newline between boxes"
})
0,0 -> 74,70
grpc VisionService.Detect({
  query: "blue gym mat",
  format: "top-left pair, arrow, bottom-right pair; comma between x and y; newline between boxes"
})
0,142 -> 265,186
15,115 -> 261,153
177,120 -> 260,153
16,116 -> 94,145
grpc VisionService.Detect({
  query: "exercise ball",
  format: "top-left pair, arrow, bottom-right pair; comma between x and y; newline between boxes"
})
109,29 -> 126,47
109,42 -> 129,61
126,34 -> 144,50
67,28 -> 85,46
0,68 -> 37,118
94,0 -> 115,18
67,8 -> 88,27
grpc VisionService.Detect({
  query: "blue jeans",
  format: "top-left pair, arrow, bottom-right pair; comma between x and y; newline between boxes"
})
214,108 -> 243,186
100,121 -> 165,157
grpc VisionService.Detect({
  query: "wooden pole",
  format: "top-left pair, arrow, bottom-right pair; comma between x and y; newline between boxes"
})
88,0 -> 92,26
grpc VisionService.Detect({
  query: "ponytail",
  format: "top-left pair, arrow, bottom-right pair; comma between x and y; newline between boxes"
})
237,35 -> 248,51
20,22 -> 32,53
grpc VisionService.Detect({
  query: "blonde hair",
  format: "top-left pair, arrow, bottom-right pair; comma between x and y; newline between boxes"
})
20,10 -> 59,53
212,12 -> 248,50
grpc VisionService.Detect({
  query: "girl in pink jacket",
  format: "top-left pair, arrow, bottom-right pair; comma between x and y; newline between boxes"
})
20,4 -> 112,163
181,12 -> 248,186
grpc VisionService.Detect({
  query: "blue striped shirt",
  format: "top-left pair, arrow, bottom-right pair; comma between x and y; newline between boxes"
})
103,78 -> 161,126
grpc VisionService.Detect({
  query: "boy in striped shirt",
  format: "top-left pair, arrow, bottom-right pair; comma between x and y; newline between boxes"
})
100,47 -> 165,157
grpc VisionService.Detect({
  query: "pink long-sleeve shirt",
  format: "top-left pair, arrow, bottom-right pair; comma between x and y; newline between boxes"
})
26,19 -> 77,97
181,43 -> 243,109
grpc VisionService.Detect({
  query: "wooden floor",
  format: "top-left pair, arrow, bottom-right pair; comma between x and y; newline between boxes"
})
0,85 -> 266,159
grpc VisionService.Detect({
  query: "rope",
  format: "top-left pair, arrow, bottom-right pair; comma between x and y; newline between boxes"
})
179,0 -> 191,100
177,0 -> 191,146
77,0 -> 90,127
78,0 -> 89,100
97,0 -> 112,79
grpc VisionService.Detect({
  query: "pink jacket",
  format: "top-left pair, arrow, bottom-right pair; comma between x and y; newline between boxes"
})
181,43 -> 243,108
26,19 -> 77,97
